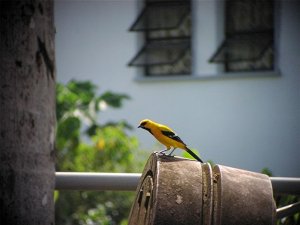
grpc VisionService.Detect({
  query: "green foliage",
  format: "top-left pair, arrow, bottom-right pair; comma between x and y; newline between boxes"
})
276,195 -> 300,225
261,167 -> 273,177
55,80 -> 146,225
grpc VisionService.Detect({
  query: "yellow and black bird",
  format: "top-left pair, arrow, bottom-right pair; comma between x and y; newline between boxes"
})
138,119 -> 203,163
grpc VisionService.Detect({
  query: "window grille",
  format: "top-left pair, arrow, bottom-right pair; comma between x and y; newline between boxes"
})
128,0 -> 192,76
209,0 -> 274,72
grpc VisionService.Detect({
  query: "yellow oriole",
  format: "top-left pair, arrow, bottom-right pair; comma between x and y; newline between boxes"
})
138,119 -> 203,163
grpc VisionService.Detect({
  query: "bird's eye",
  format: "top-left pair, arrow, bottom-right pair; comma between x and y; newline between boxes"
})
141,121 -> 147,126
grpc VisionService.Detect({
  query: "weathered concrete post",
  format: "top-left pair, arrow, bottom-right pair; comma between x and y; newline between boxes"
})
128,153 -> 275,225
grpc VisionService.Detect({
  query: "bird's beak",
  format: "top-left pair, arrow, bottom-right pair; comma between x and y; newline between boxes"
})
138,125 -> 142,128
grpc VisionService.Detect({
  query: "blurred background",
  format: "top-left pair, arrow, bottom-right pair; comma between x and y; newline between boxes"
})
54,0 -> 300,224
55,0 -> 299,176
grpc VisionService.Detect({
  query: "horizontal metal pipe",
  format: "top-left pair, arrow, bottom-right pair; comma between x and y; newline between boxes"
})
276,201 -> 300,219
55,173 -> 300,195
270,177 -> 300,195
55,172 -> 141,191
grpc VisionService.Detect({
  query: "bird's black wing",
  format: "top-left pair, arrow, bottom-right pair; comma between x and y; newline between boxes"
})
161,130 -> 186,145
162,130 -> 204,163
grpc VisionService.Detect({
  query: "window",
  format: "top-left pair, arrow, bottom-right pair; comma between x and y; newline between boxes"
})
129,0 -> 275,78
128,0 -> 192,76
209,0 -> 274,72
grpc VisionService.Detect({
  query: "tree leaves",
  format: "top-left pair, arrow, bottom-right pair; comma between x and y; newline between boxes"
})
98,91 -> 130,109
55,80 -> 146,225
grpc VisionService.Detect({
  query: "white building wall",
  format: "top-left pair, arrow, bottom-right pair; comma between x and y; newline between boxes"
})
55,0 -> 300,176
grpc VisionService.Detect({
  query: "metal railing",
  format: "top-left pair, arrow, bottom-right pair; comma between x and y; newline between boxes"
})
55,172 -> 300,219
55,172 -> 140,191
55,172 -> 300,194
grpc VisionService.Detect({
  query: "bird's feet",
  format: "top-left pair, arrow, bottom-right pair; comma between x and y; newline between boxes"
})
158,149 -> 170,155
154,150 -> 166,155
157,148 -> 176,158
167,148 -> 176,156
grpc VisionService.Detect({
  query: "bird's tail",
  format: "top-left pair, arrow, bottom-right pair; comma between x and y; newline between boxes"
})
185,147 -> 203,163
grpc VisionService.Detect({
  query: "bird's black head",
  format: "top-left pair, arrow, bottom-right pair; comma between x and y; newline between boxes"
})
138,120 -> 147,128
138,119 -> 153,134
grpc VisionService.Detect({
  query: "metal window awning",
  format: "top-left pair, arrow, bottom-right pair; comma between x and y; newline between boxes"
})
128,37 -> 190,67
129,0 -> 190,31
209,31 -> 273,63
